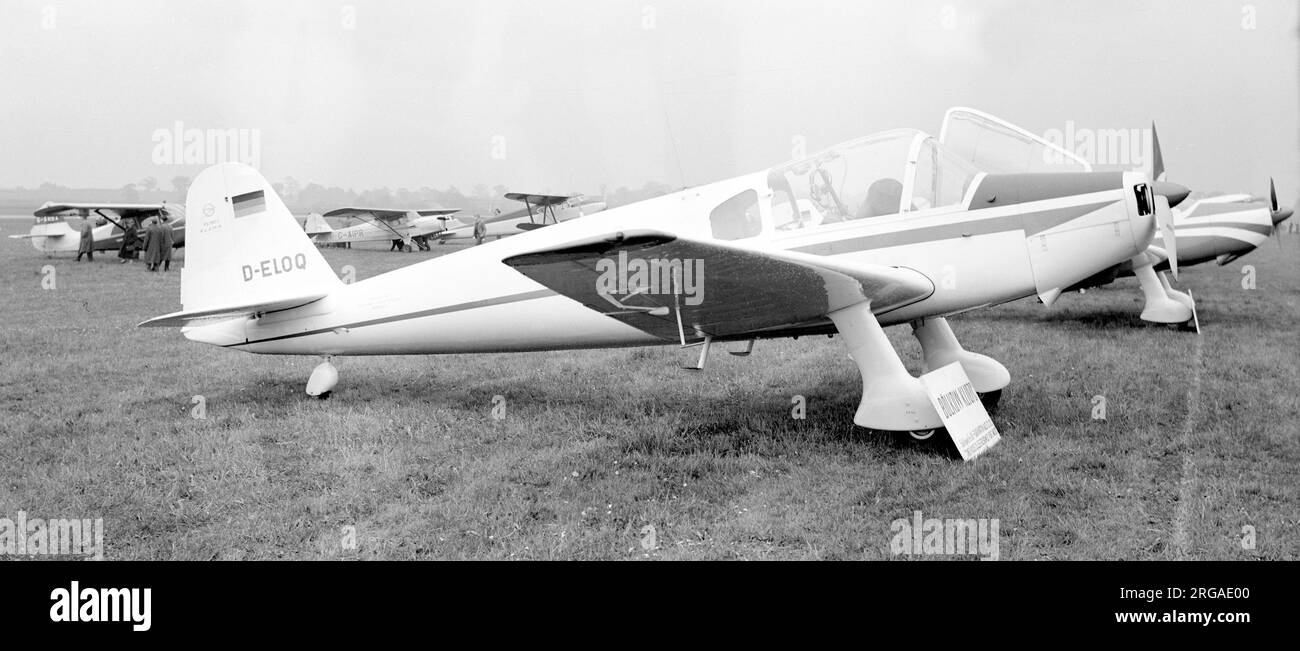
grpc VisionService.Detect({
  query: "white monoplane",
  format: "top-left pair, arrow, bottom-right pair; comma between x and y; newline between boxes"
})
142,115 -> 1187,438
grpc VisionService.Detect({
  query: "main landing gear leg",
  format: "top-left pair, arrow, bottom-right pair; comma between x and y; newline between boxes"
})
911,317 -> 1009,412
828,301 -> 942,432
307,356 -> 338,398
1157,271 -> 1195,311
1133,260 -> 1193,325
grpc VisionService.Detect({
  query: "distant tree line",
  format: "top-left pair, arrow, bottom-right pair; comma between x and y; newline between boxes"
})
0,176 -> 678,214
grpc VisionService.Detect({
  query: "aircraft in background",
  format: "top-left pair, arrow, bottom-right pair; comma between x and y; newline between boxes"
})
9,203 -> 185,254
143,109 -> 1189,439
304,208 -> 460,251
1150,180 -> 1291,268
307,193 -> 608,250
1060,181 -> 1292,324
436,193 -> 608,242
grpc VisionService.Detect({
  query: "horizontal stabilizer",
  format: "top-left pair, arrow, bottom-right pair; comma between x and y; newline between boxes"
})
138,293 -> 328,327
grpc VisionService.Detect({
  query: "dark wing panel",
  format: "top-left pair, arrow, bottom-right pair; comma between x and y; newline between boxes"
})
503,229 -> 933,341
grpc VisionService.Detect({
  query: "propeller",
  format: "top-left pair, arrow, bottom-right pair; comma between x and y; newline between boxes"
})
1145,122 -> 1185,280
1156,194 -> 1178,280
1270,177 -> 1293,226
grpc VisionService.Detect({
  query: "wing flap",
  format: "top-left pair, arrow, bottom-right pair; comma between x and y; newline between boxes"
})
138,293 -> 328,327
502,229 -> 933,341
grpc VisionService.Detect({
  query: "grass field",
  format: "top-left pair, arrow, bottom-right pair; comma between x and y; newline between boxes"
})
2,222 -> 1297,560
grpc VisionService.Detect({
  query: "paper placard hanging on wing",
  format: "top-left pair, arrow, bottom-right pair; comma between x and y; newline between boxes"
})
918,362 -> 1000,461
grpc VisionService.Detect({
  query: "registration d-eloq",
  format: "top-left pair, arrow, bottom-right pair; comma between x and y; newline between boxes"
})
49,581 -> 151,632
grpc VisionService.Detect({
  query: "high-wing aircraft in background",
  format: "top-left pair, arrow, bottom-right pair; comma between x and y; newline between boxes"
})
9,202 -> 186,254
142,112 -> 1190,440
305,208 -> 460,251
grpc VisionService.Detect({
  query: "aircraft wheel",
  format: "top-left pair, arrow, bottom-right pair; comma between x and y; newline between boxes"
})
978,389 -> 1002,414
908,428 -> 938,441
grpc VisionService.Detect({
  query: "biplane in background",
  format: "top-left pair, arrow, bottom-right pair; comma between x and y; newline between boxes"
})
436,193 -> 608,242
9,202 -> 186,254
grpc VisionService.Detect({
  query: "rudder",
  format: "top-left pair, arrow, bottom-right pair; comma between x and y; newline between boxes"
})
181,163 -> 340,312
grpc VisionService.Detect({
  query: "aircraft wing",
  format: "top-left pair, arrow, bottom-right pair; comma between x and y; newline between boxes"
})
34,203 -> 170,218
8,233 -> 65,239
138,293 -> 329,327
321,207 -> 460,221
502,229 -> 933,341
504,193 -> 575,207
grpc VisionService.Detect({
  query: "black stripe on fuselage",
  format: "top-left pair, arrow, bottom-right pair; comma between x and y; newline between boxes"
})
789,199 -> 1117,256
223,288 -> 555,348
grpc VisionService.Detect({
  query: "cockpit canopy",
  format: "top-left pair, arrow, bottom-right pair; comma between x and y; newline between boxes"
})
765,129 -> 980,230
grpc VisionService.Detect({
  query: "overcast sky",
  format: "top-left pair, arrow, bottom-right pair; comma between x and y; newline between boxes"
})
0,0 -> 1296,198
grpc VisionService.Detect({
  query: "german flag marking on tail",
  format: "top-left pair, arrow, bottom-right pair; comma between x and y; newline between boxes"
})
231,190 -> 266,219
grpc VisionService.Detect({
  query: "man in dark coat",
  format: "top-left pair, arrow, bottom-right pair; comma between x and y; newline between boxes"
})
75,221 -> 95,261
118,218 -> 139,263
157,215 -> 175,271
142,217 -> 164,271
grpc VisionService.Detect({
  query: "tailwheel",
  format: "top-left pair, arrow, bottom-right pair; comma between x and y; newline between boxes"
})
908,428 -> 939,441
978,389 -> 1002,414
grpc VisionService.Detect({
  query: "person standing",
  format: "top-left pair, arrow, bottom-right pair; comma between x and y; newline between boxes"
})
142,217 -> 163,271
157,215 -> 175,271
75,220 -> 95,262
118,218 -> 139,263
473,215 -> 486,246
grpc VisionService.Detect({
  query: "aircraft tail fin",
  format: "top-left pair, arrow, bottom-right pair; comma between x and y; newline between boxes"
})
176,163 -> 341,315
304,212 -> 334,235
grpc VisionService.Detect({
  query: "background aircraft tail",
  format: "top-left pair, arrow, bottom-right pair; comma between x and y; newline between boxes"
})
304,212 -> 333,235
176,163 -> 341,315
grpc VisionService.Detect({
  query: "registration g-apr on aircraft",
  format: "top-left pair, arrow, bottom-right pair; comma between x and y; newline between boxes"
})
9,202 -> 186,254
141,120 -> 1187,438
304,207 -> 460,251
